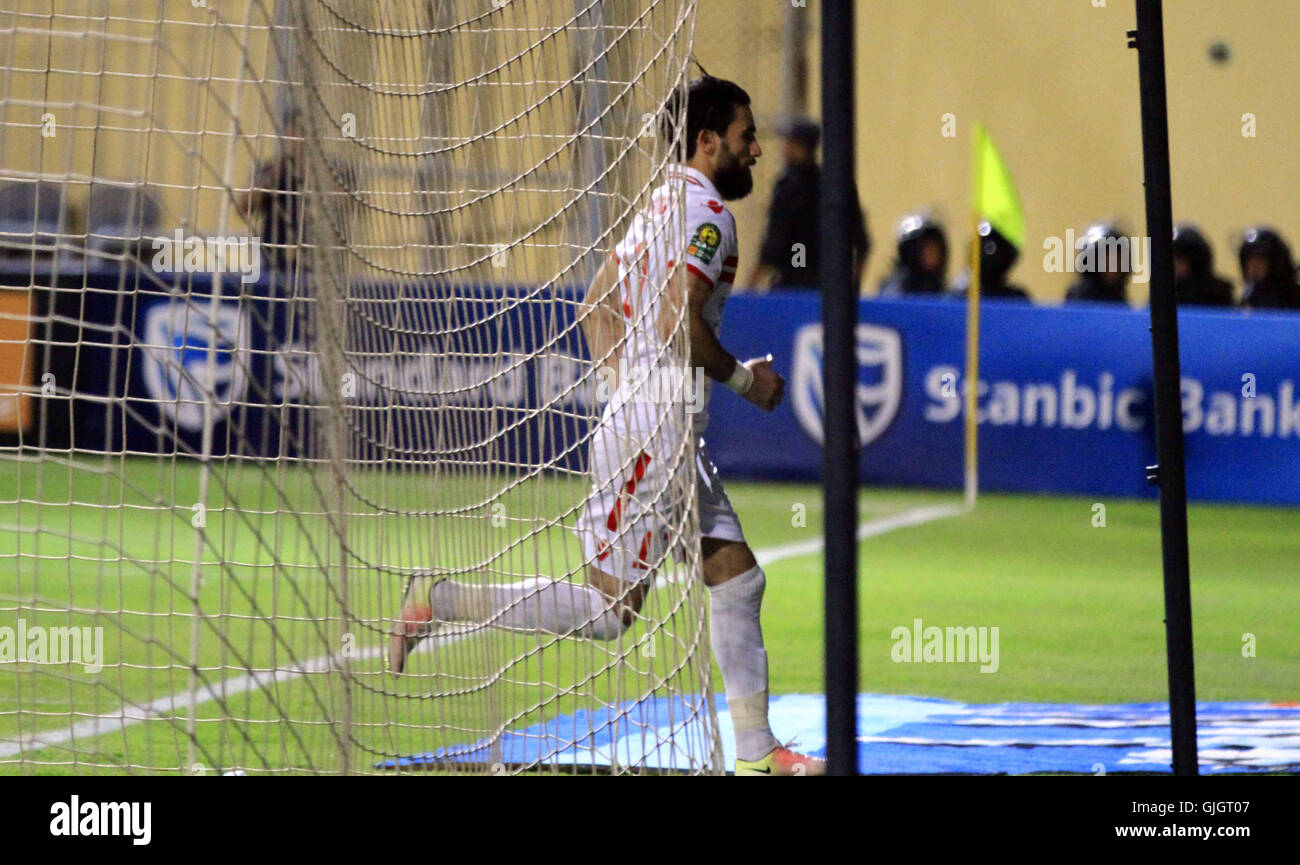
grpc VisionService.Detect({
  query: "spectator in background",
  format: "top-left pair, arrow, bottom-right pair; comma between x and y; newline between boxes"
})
949,220 -> 1031,302
1237,226 -> 1300,310
1170,224 -> 1234,307
236,110 -> 305,272
1065,222 -> 1130,304
878,212 -> 948,296
744,118 -> 869,292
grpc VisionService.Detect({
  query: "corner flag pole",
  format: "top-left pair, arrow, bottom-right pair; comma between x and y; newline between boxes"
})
964,131 -> 984,510
1130,0 -> 1199,776
821,0 -> 859,776
965,125 -> 1024,510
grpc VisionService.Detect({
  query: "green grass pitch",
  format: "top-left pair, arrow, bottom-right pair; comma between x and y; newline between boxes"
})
1,456 -> 1296,775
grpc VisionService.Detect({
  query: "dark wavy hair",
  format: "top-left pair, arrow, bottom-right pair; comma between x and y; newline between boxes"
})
660,75 -> 751,160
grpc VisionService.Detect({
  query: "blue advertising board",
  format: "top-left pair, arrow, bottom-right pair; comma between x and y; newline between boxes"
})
77,268 -> 595,470
71,262 -> 1299,506
710,294 -> 1300,505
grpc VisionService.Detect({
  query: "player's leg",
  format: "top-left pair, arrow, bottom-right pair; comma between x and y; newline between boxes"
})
388,412 -> 663,673
387,563 -> 643,673
700,537 -> 779,762
696,441 -> 824,775
430,562 -> 646,637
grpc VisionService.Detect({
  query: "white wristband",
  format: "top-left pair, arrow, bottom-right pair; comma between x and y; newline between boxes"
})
724,359 -> 754,396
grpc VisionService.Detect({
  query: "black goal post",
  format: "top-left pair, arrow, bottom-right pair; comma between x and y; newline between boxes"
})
820,0 -> 859,777
1131,0 -> 1200,777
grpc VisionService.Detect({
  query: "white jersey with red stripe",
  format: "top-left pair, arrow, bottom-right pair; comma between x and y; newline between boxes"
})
610,164 -> 739,436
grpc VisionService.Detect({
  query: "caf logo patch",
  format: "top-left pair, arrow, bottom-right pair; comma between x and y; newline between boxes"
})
688,222 -> 721,264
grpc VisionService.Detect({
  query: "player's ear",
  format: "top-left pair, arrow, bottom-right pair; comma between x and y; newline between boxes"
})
696,127 -> 716,158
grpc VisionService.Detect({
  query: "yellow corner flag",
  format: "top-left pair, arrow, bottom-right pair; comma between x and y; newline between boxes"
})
972,123 -> 1025,250
964,124 -> 1023,509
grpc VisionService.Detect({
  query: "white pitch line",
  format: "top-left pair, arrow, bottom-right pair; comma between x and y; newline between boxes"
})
0,503 -> 966,760
0,646 -> 374,760
755,502 -> 967,568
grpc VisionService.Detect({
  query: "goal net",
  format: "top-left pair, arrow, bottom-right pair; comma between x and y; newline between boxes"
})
0,0 -> 721,775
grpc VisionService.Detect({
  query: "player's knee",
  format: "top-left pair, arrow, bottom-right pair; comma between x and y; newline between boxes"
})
588,583 -> 648,640
738,563 -> 765,604
706,559 -> 765,607
702,539 -> 760,588
586,605 -> 634,641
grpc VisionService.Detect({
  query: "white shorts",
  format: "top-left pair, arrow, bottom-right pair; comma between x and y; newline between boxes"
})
575,405 -> 744,586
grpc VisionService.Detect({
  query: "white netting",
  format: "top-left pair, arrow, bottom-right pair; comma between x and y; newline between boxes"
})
0,0 -> 720,775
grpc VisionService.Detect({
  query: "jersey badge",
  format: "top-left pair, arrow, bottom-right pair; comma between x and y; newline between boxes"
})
688,222 -> 722,264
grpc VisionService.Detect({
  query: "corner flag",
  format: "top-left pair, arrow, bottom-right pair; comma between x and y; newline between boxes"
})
972,123 -> 1025,249
965,124 -> 1024,507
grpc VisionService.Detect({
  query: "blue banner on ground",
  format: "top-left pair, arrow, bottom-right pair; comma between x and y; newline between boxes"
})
379,693 -> 1300,774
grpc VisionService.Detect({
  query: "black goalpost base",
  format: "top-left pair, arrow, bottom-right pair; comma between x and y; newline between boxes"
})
1131,0 -> 1200,777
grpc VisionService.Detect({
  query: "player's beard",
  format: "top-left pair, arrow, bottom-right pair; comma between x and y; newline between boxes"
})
713,147 -> 753,201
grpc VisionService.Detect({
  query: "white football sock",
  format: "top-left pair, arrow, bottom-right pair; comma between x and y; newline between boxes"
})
431,577 -> 628,641
708,564 -> 781,762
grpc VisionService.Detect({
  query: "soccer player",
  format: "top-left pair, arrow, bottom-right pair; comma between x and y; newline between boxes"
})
389,76 -> 824,777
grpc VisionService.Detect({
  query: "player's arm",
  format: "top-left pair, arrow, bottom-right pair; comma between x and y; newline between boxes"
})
579,254 -> 625,376
685,269 -> 784,412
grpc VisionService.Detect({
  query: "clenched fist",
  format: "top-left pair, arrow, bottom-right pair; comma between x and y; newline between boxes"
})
743,356 -> 784,412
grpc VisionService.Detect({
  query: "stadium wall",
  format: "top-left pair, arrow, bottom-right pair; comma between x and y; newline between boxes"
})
7,2 -> 1295,303
697,0 -> 1300,304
